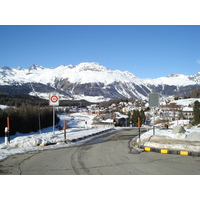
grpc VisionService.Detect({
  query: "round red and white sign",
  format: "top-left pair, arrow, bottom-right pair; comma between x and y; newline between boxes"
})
50,95 -> 58,103
49,93 -> 59,106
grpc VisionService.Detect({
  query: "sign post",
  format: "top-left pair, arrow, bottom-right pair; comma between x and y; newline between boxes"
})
149,93 -> 159,135
49,93 -> 59,135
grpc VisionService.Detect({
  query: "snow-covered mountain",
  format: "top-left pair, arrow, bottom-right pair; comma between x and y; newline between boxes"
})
0,62 -> 199,102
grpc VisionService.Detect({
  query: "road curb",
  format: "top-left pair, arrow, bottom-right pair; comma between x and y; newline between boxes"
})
129,132 -> 200,157
40,128 -> 114,146
135,145 -> 200,157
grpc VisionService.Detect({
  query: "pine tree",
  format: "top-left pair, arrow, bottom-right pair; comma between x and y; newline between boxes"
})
193,101 -> 200,125
140,109 -> 146,124
132,110 -> 140,126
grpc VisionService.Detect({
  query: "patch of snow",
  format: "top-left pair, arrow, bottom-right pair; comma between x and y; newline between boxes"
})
101,119 -> 114,123
0,105 -> 9,110
73,95 -> 110,103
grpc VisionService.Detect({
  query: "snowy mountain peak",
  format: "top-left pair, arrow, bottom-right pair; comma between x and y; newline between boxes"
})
1,66 -> 12,71
29,64 -> 44,71
14,66 -> 23,70
122,71 -> 137,78
76,62 -> 109,72
167,74 -> 185,78
57,64 -> 74,69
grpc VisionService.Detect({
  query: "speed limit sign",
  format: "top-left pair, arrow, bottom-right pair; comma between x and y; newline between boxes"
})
49,93 -> 59,106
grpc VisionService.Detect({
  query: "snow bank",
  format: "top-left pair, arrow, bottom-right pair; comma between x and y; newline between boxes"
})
138,121 -> 200,152
141,125 -> 200,142
9,137 -> 42,148
186,132 -> 200,141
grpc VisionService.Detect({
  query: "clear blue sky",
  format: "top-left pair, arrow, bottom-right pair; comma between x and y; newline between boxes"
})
0,25 -> 200,78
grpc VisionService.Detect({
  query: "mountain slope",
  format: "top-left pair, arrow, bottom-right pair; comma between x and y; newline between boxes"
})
0,63 -> 199,101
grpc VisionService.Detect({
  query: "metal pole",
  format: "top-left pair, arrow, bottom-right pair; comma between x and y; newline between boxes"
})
53,106 -> 55,135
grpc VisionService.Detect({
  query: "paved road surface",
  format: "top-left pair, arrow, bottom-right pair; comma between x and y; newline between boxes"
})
1,128 -> 200,175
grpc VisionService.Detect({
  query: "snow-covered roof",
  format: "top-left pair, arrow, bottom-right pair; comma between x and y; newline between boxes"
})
171,98 -> 200,107
114,112 -> 129,119
182,107 -> 193,112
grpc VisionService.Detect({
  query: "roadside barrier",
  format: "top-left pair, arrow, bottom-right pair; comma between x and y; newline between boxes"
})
129,129 -> 200,157
39,128 -> 114,146
135,144 -> 200,157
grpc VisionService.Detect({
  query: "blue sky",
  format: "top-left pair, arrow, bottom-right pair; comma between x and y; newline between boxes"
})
0,25 -> 200,78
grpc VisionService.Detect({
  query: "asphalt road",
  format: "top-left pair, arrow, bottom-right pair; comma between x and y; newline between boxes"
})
1,128 -> 200,175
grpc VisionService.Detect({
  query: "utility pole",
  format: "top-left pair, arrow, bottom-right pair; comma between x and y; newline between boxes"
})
53,106 -> 55,135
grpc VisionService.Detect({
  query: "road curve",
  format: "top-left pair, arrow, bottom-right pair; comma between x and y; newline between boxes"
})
1,128 -> 200,175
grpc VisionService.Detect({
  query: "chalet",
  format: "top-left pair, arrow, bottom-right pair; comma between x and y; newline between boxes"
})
113,112 -> 129,127
182,106 -> 193,119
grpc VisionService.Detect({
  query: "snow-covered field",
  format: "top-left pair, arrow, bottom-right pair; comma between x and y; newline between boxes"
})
0,113 -> 114,161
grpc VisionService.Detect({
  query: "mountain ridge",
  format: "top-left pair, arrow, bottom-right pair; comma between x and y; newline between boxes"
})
0,62 -> 199,102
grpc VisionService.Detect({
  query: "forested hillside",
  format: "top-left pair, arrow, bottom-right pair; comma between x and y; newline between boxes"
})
0,93 -> 48,107
0,93 -> 91,107
187,88 -> 200,98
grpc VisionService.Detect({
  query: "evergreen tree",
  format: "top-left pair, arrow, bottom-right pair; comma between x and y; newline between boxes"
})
193,101 -> 200,125
140,109 -> 146,124
131,109 -> 146,126
132,110 -> 139,126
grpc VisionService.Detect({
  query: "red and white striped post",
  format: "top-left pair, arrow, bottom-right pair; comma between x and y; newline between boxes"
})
5,117 -> 10,145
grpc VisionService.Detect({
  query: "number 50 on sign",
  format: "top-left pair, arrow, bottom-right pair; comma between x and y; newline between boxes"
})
49,93 -> 59,106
